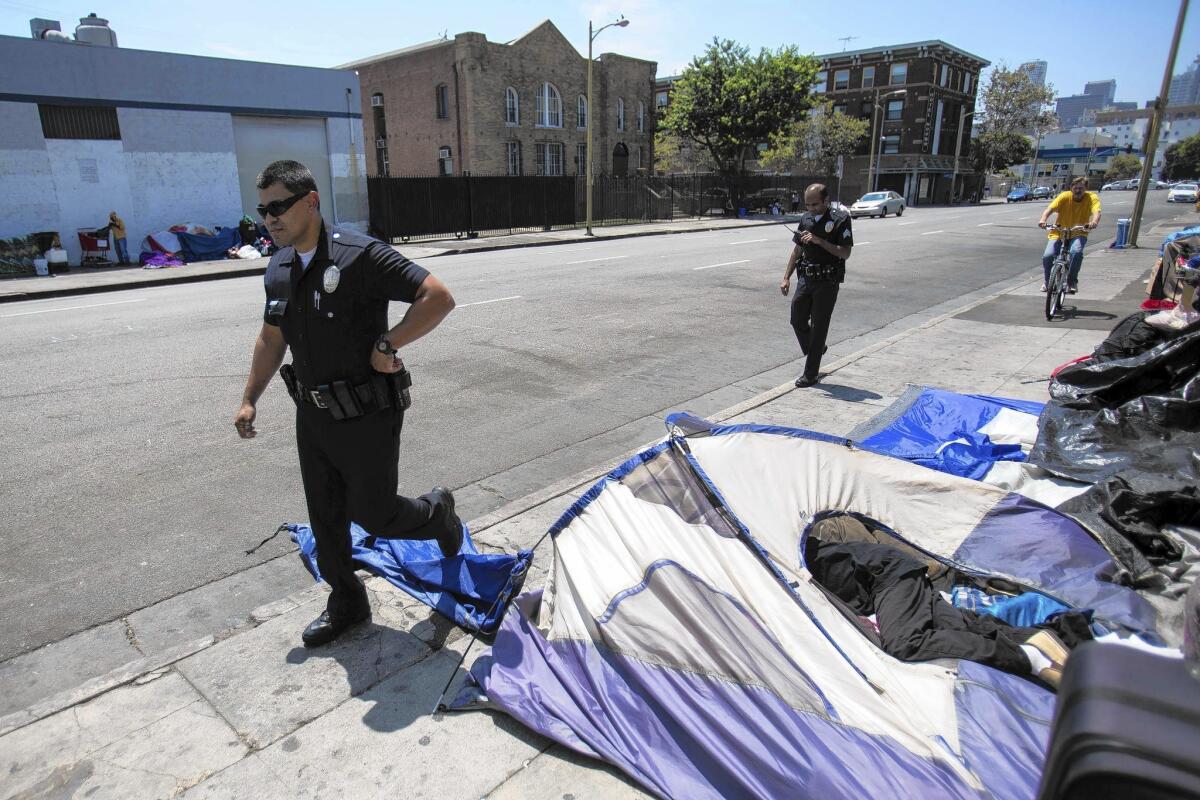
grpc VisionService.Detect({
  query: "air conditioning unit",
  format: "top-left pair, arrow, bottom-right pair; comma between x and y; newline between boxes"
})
371,95 -> 384,107
376,137 -> 387,149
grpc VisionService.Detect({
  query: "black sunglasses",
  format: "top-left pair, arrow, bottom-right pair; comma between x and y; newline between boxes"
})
256,191 -> 310,219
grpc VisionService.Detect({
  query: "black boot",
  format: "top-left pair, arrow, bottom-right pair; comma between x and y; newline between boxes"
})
425,487 -> 463,558
301,605 -> 371,647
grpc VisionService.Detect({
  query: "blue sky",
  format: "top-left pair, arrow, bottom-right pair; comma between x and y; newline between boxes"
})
2,0 -> 1195,105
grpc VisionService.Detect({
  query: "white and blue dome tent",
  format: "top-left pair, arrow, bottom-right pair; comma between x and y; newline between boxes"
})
458,414 -> 1163,800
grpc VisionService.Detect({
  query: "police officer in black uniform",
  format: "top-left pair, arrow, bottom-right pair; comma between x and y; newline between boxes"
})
779,183 -> 853,388
235,160 -> 461,647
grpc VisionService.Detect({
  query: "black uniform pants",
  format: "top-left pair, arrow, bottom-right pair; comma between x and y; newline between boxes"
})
295,403 -> 432,618
790,277 -> 840,380
874,571 -> 1037,675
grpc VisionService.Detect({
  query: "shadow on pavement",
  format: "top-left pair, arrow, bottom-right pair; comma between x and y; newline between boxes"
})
812,383 -> 884,402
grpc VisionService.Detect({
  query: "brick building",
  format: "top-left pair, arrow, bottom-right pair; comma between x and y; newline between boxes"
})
341,21 -> 655,178
812,40 -> 989,205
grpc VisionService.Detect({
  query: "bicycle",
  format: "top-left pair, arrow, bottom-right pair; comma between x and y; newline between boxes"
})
1042,224 -> 1090,321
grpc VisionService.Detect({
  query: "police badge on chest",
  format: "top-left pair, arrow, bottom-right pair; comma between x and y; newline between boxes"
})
323,265 -> 340,293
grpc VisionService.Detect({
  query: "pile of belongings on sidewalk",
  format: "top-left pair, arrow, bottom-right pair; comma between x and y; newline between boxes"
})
0,234 -> 43,275
440,305 -> 1199,797
1145,224 -> 1200,310
140,217 -> 272,266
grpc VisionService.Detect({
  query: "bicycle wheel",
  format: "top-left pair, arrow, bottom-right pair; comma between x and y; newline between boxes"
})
1045,262 -> 1064,320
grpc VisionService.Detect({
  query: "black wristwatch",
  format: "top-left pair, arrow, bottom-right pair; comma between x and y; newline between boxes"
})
375,334 -> 397,355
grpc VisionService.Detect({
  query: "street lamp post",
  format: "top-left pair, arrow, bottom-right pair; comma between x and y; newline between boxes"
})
866,89 -> 906,195
585,15 -> 629,236
950,106 -> 976,203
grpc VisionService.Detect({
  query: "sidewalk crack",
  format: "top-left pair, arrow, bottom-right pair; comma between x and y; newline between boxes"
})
121,617 -> 144,656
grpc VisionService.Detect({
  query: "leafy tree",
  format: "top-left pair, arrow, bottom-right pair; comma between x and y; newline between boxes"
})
969,130 -> 1033,174
658,38 -> 820,176
972,66 -> 1056,177
976,66 -> 1057,138
1161,135 -> 1200,180
653,129 -> 717,174
1105,153 -> 1143,182
759,100 -> 869,175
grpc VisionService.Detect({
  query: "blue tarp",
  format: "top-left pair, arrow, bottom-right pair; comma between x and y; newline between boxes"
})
854,387 -> 1044,480
288,522 -> 532,635
175,227 -> 240,263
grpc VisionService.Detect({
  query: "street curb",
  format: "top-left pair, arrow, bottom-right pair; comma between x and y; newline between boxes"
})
0,219 -> 790,305
422,217 -> 787,257
0,265 -> 270,304
0,636 -> 214,738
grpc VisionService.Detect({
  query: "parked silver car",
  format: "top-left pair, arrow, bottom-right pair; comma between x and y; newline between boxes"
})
849,191 -> 905,218
1168,183 -> 1198,203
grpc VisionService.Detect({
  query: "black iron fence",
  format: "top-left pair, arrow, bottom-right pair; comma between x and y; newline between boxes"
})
367,173 -> 834,242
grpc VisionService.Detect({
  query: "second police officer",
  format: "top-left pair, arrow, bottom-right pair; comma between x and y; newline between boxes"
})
779,183 -> 853,388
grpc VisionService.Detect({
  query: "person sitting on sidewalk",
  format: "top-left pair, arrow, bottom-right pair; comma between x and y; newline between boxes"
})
1037,176 -> 1101,294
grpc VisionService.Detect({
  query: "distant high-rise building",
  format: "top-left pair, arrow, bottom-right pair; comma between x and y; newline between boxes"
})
1018,60 -> 1050,134
1020,60 -> 1048,87
1168,55 -> 1200,106
1056,79 -> 1119,128
1084,79 -> 1116,106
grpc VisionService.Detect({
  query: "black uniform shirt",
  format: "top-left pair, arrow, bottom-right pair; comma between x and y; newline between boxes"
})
263,224 -> 429,387
793,207 -> 853,283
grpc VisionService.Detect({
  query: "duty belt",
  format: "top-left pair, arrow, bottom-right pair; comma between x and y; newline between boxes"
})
279,364 -> 412,421
799,260 -> 839,281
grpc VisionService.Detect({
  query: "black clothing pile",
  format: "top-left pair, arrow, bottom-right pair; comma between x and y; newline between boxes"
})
1028,312 -> 1200,586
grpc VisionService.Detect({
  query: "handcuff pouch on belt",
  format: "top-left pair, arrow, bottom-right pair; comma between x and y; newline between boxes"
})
799,261 -> 838,281
279,363 -> 412,421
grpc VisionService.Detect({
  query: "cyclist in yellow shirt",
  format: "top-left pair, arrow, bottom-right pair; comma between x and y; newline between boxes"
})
1037,176 -> 1101,294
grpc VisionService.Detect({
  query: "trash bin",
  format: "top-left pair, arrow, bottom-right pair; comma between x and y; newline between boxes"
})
1114,218 -> 1131,249
737,207 -> 747,218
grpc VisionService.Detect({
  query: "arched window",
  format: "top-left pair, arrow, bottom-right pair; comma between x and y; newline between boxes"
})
577,95 -> 588,129
505,87 -> 519,125
536,82 -> 563,128
637,100 -> 645,133
617,97 -> 625,131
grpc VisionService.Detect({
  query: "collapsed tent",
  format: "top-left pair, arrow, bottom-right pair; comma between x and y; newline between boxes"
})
458,416 -> 1162,800
287,522 -> 532,635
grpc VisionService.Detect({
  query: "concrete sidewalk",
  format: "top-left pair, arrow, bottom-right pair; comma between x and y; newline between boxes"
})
0,216 -> 793,304
0,254 -> 1146,799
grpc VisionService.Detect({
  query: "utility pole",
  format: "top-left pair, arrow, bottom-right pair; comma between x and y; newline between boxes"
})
1130,0 -> 1189,247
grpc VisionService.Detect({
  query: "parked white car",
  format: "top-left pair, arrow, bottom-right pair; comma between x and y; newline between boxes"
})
1168,183 -> 1198,203
849,191 -> 905,218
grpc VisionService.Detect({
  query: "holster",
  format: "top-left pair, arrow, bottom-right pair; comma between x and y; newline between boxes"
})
279,364 -> 301,404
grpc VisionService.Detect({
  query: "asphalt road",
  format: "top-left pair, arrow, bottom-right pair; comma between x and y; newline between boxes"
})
0,194 -> 1185,660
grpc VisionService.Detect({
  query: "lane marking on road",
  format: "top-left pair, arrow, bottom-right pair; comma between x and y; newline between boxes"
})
566,255 -> 629,264
855,241 -> 872,245
693,259 -> 750,271
1015,216 -> 1033,220
0,298 -> 146,318
458,295 -> 522,308
898,221 -> 918,226
728,239 -> 769,244
977,222 -> 994,227
920,230 -> 946,236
